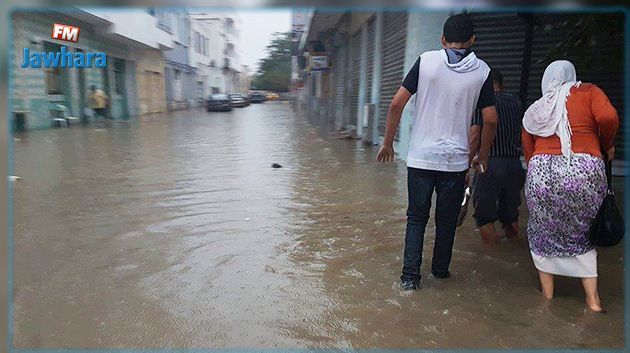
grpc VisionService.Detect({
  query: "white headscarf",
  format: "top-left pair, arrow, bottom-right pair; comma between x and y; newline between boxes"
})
523,60 -> 581,163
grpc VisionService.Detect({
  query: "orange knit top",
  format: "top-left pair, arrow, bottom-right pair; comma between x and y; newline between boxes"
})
522,83 -> 619,162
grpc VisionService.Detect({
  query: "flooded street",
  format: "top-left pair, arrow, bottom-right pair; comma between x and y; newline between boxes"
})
13,102 -> 624,349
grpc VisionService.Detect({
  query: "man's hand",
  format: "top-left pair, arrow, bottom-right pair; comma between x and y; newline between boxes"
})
471,155 -> 488,174
464,169 -> 472,187
377,87 -> 412,163
468,152 -> 477,170
377,144 -> 395,162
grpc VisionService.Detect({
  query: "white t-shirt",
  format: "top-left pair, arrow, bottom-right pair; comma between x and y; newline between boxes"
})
406,49 -> 491,172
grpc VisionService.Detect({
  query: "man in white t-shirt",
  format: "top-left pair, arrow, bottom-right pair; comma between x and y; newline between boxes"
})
377,14 -> 498,290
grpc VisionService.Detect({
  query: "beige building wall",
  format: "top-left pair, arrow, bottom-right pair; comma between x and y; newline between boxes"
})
133,49 -> 167,114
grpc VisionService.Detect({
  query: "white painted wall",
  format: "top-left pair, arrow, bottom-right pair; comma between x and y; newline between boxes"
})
83,9 -> 172,49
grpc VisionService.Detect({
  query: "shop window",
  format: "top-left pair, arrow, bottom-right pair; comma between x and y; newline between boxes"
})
44,42 -> 62,94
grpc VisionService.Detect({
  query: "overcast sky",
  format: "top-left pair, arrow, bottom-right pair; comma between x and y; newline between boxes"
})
237,10 -> 292,73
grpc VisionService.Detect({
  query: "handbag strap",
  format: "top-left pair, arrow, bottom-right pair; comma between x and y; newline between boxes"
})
603,152 -> 613,191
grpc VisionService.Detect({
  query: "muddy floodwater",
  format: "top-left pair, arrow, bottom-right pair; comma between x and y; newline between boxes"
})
12,102 -> 624,349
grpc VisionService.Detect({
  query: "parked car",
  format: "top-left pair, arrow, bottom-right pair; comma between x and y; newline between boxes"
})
265,92 -> 280,101
228,93 -> 248,107
249,91 -> 266,103
206,94 -> 232,111
240,93 -> 251,106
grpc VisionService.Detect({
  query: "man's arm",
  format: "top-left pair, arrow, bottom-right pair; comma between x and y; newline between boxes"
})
469,124 -> 481,160
376,56 -> 419,162
473,105 -> 498,172
376,87 -> 413,162
471,72 -> 497,173
468,109 -> 482,163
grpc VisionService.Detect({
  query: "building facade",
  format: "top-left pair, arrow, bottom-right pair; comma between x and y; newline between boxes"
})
12,12 -> 122,127
189,16 -> 214,104
189,11 -> 246,96
10,8 -> 250,130
152,9 -> 197,111
222,12 -> 242,93
10,9 -> 173,129
237,65 -> 252,93
189,13 -> 226,97
87,9 -> 172,115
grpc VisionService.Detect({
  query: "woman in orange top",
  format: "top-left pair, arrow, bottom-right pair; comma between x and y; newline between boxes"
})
522,60 -> 618,313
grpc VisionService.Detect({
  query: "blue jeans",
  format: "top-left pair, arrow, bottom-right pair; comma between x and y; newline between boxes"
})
401,167 -> 466,283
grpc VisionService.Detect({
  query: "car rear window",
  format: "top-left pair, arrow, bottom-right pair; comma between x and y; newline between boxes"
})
212,94 -> 228,99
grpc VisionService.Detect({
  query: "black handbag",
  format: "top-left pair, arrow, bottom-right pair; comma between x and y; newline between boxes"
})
589,157 -> 625,247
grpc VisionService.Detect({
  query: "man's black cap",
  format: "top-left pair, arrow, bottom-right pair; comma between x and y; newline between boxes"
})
443,14 -> 474,43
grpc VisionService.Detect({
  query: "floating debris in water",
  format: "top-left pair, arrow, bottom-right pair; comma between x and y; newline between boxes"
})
271,163 -> 282,168
385,298 -> 401,308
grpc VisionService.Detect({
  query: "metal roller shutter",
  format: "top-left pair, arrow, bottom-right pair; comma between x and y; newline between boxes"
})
470,13 -> 527,95
527,14 -> 625,158
334,45 -> 347,127
526,17 -> 566,106
349,30 -> 362,128
365,18 -> 375,103
471,12 -> 624,160
378,12 -> 407,141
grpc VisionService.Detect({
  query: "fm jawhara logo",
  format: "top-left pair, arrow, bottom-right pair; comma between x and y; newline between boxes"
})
51,23 -> 80,42
20,23 -> 107,68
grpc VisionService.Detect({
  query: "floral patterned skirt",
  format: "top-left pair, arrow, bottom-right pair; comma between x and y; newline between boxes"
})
525,153 -> 607,258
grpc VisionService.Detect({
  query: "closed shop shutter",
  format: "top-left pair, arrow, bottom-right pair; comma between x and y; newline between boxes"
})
365,18 -> 375,103
527,14 -> 625,158
378,12 -> 407,141
349,30 -> 362,128
334,45 -> 347,126
526,17 -> 566,106
471,12 -> 624,159
470,13 -> 527,95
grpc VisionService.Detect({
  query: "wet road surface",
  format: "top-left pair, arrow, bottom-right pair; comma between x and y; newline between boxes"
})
12,102 -> 624,349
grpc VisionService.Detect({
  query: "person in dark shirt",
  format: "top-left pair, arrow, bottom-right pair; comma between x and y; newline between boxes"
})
469,69 -> 526,243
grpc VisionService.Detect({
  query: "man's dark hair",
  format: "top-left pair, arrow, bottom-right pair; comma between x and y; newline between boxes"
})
90,85 -> 96,91
492,69 -> 504,87
443,14 -> 474,43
